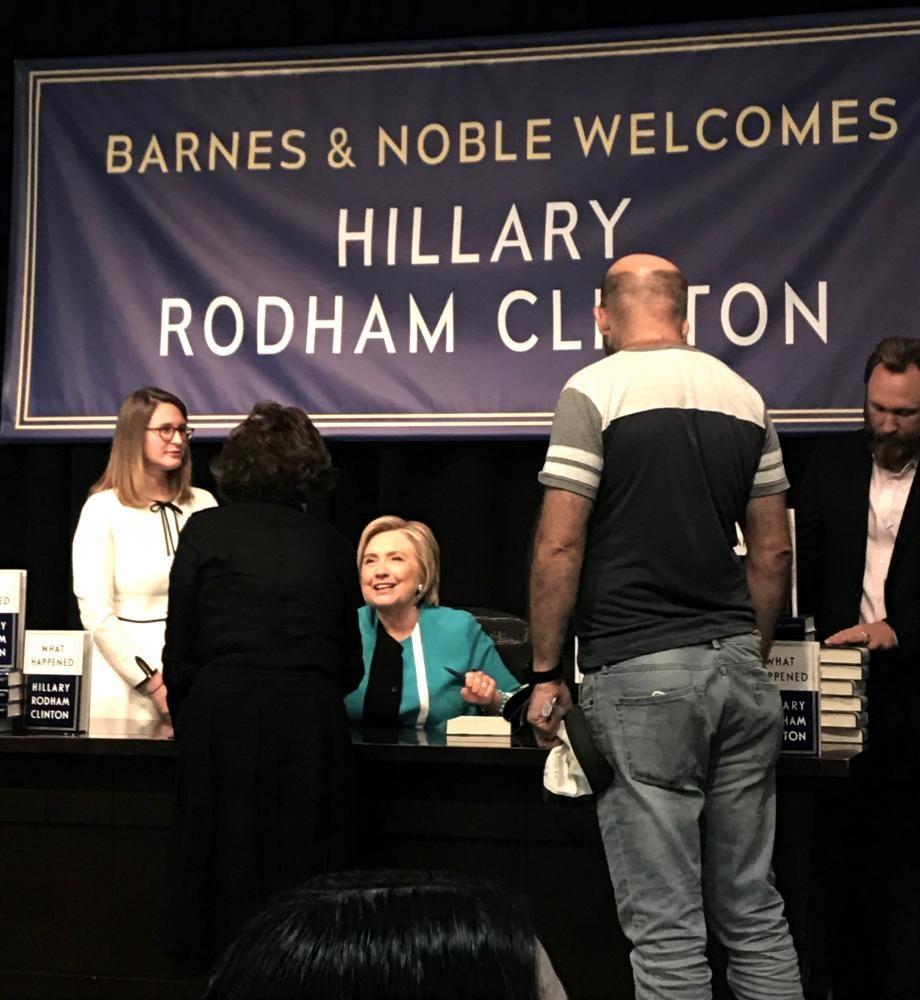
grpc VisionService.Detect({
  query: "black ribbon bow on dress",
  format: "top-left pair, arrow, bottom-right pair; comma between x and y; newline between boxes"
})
149,501 -> 184,556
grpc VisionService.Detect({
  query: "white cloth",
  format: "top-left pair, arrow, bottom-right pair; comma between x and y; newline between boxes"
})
542,721 -> 592,798
860,459 -> 917,625
535,939 -> 569,999
72,487 -> 217,721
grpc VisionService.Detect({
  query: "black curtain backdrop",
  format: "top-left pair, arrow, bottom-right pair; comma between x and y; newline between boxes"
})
0,1 -> 885,631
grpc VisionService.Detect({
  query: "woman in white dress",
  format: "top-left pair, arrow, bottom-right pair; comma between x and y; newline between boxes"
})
72,387 -> 216,728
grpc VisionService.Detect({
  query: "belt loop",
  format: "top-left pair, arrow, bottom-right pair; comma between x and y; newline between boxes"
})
711,638 -> 722,650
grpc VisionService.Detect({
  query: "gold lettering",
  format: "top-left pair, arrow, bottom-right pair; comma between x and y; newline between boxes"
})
247,130 -> 273,170
209,132 -> 239,170
629,113 -> 656,155
696,108 -> 728,151
494,121 -> 517,162
175,132 -> 202,173
781,104 -> 819,146
138,135 -> 169,174
458,121 -> 486,163
868,97 -> 897,141
736,106 -> 771,148
526,118 -> 552,160
106,134 -> 133,173
378,125 -> 408,166
280,129 -> 307,169
573,115 -> 621,156
831,99 -> 859,144
665,112 -> 689,154
417,123 -> 450,166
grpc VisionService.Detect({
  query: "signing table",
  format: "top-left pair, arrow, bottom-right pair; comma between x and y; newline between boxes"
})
0,723 -> 857,1000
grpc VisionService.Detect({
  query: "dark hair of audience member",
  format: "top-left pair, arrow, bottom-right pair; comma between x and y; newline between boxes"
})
202,869 -> 543,1000
863,335 -> 920,383
210,400 -> 336,505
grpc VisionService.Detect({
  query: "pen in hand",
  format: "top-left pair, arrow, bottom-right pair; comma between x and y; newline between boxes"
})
135,655 -> 155,678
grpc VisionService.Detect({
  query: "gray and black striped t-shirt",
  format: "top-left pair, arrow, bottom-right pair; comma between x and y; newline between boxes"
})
539,343 -> 788,670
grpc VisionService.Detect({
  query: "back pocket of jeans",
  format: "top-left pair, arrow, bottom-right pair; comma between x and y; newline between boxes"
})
613,684 -> 704,790
751,680 -> 783,768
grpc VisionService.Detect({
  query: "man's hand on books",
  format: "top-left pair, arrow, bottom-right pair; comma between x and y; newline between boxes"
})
825,620 -> 898,651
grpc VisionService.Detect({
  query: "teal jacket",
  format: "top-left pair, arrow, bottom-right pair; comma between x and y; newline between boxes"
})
344,604 -> 521,728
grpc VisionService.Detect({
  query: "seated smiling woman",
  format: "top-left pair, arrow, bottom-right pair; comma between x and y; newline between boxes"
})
345,516 -> 521,729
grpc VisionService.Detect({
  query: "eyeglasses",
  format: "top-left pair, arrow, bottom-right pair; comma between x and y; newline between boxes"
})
146,424 -> 194,441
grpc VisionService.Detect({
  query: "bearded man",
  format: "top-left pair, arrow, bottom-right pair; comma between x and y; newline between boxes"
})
797,335 -> 920,1000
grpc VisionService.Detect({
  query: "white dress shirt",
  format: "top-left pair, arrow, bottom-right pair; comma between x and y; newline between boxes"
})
860,459 -> 917,626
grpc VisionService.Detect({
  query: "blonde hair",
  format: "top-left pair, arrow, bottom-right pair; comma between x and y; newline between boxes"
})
91,387 -> 193,508
358,516 -> 440,607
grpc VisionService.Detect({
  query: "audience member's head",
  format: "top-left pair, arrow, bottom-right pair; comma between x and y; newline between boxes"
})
594,253 -> 688,354
92,386 -> 194,506
862,336 -> 920,470
210,400 -> 336,504
202,868 -> 566,1000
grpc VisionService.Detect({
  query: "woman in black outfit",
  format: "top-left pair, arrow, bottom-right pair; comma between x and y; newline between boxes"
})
162,401 -> 363,961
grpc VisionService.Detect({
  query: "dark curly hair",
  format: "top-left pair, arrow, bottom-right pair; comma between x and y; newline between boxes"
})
211,401 -> 336,504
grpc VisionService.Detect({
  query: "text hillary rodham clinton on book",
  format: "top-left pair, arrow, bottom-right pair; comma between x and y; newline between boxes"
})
766,640 -> 820,755
0,570 -> 27,732
23,631 -> 93,733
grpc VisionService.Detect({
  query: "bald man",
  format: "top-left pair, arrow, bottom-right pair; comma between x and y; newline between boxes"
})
528,255 -> 802,999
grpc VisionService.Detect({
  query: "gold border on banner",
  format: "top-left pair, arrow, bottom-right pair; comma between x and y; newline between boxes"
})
12,409 -> 865,434
11,18 -> 919,432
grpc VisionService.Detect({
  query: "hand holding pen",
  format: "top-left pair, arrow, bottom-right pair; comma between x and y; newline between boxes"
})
527,682 -> 572,748
445,666 -> 501,713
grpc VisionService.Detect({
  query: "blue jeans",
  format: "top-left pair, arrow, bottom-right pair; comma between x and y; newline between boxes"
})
580,633 -> 803,1000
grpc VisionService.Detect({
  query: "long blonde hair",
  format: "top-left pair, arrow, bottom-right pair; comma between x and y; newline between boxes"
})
357,516 -> 441,607
91,387 -> 193,508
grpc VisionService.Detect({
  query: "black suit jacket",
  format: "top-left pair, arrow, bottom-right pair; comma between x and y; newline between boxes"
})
797,430 -> 920,768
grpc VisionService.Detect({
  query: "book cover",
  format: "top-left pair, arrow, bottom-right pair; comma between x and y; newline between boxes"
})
821,695 -> 866,713
819,646 -> 870,665
820,679 -> 865,697
820,711 -> 868,729
0,702 -> 23,718
445,715 -> 512,737
0,688 -> 23,706
821,728 -> 866,744
0,570 -> 27,672
766,640 -> 820,755
820,663 -> 868,681
23,631 -> 93,733
0,670 -> 24,689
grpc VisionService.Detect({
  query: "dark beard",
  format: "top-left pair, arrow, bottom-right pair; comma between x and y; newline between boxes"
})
865,423 -> 920,471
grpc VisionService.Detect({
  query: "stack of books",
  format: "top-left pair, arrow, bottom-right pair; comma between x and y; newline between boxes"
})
819,646 -> 869,746
0,668 -> 24,732
0,569 -> 27,733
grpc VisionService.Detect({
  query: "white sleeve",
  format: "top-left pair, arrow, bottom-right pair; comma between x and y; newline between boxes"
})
192,487 -> 219,512
71,495 -> 143,689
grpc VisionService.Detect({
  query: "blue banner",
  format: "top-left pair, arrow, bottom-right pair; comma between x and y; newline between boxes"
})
4,14 -> 920,439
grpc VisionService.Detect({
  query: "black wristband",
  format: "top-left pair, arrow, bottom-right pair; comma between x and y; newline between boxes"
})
522,661 -> 564,685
